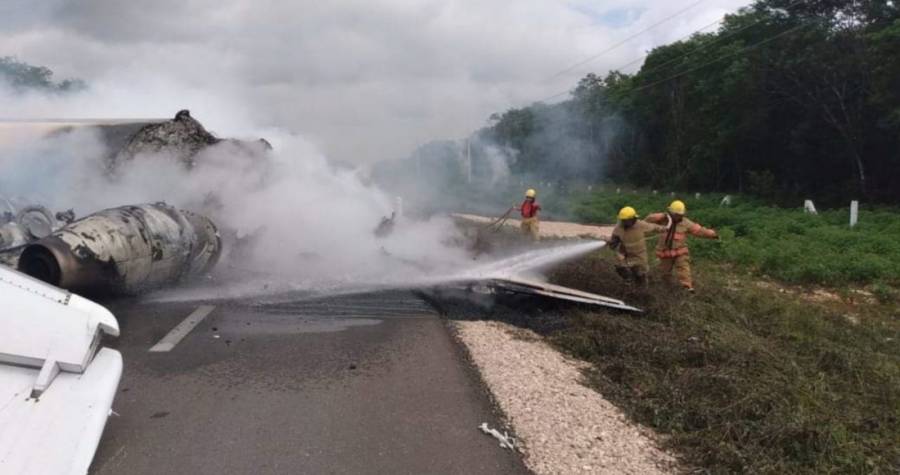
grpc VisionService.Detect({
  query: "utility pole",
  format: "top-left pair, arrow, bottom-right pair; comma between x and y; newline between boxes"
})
466,138 -> 472,184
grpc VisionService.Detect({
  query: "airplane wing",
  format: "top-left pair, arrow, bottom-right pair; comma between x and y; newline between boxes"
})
0,266 -> 122,475
486,277 -> 642,312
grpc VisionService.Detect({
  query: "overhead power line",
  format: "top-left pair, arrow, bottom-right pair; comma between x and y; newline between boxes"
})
529,1 -> 809,107
628,21 -> 811,93
630,0 -> 808,79
491,20 -> 812,129
608,17 -> 724,74
544,0 -> 708,82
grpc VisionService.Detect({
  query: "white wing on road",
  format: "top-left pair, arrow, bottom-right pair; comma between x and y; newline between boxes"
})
0,266 -> 123,475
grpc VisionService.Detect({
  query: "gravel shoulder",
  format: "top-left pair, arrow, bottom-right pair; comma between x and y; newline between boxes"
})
453,320 -> 677,475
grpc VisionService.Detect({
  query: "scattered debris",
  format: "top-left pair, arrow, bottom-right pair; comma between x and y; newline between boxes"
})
55,209 -> 76,224
478,422 -> 517,450
374,212 -> 396,238
112,109 -> 271,171
487,277 -> 642,312
0,201 -> 71,264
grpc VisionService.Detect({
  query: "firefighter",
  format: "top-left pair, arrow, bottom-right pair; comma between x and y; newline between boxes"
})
518,188 -> 541,241
645,200 -> 718,291
606,206 -> 667,286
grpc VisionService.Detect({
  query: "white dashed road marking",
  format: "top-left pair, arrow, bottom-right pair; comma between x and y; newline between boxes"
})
149,305 -> 216,352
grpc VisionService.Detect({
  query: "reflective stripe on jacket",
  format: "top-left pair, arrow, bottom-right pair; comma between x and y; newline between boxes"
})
645,213 -> 717,259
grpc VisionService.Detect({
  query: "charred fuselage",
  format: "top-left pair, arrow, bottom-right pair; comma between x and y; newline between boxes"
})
18,203 -> 221,295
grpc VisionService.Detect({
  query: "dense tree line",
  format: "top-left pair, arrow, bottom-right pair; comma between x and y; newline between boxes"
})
485,0 -> 900,205
0,56 -> 86,93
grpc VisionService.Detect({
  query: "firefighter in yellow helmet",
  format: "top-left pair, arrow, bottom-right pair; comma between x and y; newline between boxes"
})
518,188 -> 541,241
645,200 -> 718,291
606,206 -> 667,286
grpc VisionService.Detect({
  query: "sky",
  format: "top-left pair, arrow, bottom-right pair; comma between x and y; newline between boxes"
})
0,0 -> 752,164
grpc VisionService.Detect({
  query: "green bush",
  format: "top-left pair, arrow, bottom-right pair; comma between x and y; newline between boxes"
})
574,190 -> 900,286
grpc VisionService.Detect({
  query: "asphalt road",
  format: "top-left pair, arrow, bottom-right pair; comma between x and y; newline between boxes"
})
89,290 -> 529,475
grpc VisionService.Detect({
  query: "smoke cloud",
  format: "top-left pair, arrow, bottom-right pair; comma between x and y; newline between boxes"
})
1,0 -> 752,164
0,119 -> 480,295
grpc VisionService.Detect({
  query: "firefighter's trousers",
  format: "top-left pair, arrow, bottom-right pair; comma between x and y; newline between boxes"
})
521,217 -> 540,241
658,254 -> 692,289
615,263 -> 649,286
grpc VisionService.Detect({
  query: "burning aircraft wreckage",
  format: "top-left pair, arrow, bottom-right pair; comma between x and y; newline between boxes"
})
0,111 -> 241,474
0,110 -> 640,473
0,110 -> 245,295
1,109 -> 637,310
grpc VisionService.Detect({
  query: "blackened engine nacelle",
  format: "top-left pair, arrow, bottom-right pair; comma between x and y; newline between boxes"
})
18,203 -> 221,295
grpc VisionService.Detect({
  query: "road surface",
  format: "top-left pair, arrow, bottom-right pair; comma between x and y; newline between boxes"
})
89,290 -> 528,475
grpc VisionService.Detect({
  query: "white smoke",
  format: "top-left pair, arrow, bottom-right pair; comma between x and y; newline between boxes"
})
480,143 -> 514,186
0,117 -> 473,292
0,71 -> 620,302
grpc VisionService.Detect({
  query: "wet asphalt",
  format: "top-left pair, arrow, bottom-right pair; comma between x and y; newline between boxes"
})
89,290 -> 530,475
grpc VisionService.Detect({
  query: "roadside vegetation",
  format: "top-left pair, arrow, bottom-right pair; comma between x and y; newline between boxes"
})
453,186 -> 899,473
530,190 -> 900,473
547,256 -> 899,474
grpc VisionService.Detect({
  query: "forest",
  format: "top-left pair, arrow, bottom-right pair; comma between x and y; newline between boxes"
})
0,56 -> 86,93
483,0 -> 900,205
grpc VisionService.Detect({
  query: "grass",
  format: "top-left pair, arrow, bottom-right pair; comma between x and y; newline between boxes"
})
571,189 -> 900,287
453,191 -> 900,472
545,256 -> 900,474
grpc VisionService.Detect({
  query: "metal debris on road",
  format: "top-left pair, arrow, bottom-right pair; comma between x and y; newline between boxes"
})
488,277 -> 642,313
478,422 -> 517,450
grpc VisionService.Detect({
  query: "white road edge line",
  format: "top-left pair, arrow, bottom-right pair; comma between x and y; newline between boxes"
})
149,305 -> 216,352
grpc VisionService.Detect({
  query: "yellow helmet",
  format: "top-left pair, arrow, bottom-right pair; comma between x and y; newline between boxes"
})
668,200 -> 686,215
617,206 -> 638,220
525,189 -> 536,198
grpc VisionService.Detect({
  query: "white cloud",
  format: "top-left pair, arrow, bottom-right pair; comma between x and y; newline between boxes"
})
1,0 -> 752,163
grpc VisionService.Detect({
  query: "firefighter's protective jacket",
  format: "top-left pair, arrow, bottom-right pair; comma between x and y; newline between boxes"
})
645,213 -> 717,258
608,221 -> 666,267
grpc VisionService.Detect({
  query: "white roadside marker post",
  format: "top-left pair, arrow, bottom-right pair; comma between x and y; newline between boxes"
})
804,200 -> 818,215
850,200 -> 859,228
